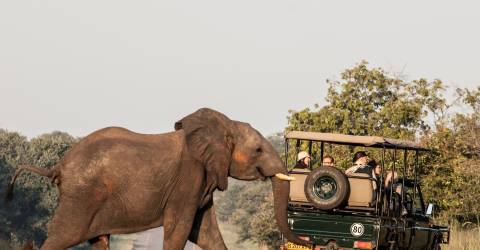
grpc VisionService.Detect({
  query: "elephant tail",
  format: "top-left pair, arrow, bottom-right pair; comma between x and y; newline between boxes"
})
4,165 -> 59,202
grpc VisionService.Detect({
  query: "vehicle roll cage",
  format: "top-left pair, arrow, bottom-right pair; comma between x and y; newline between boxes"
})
284,131 -> 430,216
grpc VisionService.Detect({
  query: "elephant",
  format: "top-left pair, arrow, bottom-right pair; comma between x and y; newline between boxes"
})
5,108 -> 309,250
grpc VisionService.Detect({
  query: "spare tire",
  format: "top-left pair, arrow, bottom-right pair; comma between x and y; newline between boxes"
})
304,166 -> 349,210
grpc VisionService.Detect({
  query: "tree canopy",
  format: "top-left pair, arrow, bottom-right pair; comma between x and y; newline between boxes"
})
287,61 -> 445,137
0,130 -> 77,248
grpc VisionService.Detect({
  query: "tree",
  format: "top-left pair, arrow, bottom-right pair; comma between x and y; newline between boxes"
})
288,61 -> 446,137
0,130 -> 29,243
0,131 -> 77,248
286,61 -> 446,171
421,87 -> 480,222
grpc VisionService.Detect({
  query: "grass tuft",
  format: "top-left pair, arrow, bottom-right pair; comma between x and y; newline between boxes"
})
443,223 -> 480,250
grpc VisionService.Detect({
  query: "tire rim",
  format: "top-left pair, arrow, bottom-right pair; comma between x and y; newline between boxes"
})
313,176 -> 337,199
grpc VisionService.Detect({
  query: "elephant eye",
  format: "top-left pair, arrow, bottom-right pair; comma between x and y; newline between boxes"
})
255,147 -> 263,155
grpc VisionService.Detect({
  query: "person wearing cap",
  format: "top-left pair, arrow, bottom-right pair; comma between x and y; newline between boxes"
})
345,151 -> 374,177
294,151 -> 311,170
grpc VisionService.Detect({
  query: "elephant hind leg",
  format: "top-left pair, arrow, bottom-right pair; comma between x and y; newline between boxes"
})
40,203 -> 94,250
188,201 -> 227,250
89,235 -> 110,250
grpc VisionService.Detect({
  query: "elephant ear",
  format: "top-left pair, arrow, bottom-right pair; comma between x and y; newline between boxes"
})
175,108 -> 233,192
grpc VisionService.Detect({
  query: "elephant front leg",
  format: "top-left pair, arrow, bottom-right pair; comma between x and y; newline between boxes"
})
163,204 -> 198,250
188,200 -> 227,250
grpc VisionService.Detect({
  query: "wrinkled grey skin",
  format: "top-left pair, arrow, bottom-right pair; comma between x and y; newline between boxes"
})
6,108 -> 307,250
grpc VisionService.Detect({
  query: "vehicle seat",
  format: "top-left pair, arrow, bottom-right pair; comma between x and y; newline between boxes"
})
289,168 -> 310,203
347,173 -> 375,207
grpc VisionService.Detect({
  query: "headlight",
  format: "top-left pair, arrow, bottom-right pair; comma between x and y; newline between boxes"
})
288,218 -> 294,228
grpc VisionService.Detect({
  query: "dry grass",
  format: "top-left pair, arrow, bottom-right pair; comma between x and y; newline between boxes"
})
443,223 -> 480,250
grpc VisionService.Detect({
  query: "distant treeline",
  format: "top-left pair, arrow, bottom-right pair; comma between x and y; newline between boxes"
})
1,61 -> 479,249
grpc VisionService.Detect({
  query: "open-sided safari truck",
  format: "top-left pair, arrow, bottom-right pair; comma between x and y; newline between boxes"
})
280,131 -> 450,250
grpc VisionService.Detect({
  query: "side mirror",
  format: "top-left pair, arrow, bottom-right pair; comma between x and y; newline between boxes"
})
426,203 -> 434,216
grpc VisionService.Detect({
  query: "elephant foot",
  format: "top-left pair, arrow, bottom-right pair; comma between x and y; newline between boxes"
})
89,235 -> 110,250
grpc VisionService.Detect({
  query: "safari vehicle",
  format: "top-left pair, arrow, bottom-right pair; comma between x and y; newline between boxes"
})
280,131 -> 450,250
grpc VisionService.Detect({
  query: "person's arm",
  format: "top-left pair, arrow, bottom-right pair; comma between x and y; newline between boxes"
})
345,165 -> 358,175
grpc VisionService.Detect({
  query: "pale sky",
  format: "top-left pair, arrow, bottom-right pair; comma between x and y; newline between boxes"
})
1,0 -> 479,138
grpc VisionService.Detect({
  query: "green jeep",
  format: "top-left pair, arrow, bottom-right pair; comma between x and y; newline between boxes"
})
280,131 -> 450,250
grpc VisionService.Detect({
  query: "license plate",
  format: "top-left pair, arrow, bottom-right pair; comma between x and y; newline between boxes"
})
286,242 -> 312,250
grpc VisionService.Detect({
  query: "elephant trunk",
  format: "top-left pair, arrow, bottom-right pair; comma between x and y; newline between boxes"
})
271,176 -> 310,246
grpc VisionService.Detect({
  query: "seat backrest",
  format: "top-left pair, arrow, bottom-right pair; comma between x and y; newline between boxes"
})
289,168 -> 310,203
347,173 -> 374,207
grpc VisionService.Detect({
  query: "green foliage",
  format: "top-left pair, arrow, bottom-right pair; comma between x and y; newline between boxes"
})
421,87 -> 480,223
0,130 -> 77,247
287,61 -> 446,138
215,180 -> 278,247
0,130 -> 29,242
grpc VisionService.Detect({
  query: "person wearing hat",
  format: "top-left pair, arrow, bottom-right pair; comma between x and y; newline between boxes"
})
294,151 -> 311,170
347,153 -> 396,190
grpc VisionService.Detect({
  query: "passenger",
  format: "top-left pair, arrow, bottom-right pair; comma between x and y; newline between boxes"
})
367,160 -> 381,190
345,151 -> 374,177
384,170 -> 399,189
369,160 -> 382,179
294,151 -> 311,170
322,155 -> 335,167
368,160 -> 406,215
369,160 -> 398,189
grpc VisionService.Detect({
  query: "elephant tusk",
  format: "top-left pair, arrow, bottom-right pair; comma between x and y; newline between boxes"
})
275,173 -> 295,181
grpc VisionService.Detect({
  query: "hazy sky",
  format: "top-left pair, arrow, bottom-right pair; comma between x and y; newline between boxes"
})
1,1 -> 479,138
